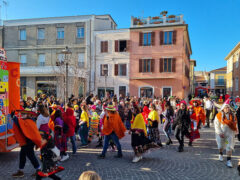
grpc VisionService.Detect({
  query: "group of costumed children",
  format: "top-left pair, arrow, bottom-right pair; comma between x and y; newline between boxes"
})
11,98 -> 207,179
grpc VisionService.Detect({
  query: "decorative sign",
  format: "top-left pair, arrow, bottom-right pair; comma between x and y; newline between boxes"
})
0,48 -> 7,61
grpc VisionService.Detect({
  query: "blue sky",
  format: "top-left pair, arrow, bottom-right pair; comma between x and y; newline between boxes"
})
2,0 -> 239,71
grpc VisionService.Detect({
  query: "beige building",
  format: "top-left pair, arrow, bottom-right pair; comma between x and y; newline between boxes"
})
94,29 -> 130,99
1,15 -> 116,99
225,42 -> 240,96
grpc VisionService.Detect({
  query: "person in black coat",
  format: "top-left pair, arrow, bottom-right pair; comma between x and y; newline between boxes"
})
172,101 -> 191,152
236,104 -> 240,141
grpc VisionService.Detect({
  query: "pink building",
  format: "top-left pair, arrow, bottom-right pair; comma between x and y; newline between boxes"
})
129,14 -> 192,99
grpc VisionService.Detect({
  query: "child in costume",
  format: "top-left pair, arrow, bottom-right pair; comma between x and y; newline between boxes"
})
12,109 -> 42,178
88,105 -> 100,143
36,131 -> 64,180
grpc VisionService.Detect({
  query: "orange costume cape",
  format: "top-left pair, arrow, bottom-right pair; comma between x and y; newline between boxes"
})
102,112 -> 126,139
216,112 -> 237,131
13,118 -> 42,148
193,106 -> 206,126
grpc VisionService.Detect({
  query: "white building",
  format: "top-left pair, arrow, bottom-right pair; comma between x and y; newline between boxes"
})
94,29 -> 130,99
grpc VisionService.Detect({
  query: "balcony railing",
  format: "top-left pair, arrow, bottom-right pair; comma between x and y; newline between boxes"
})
131,15 -> 184,28
215,80 -> 226,86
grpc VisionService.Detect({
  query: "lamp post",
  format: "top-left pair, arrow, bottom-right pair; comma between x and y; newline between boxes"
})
57,46 -> 72,104
103,66 -> 108,98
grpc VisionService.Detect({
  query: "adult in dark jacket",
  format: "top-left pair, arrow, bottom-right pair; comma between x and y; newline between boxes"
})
236,104 -> 240,141
173,101 -> 191,152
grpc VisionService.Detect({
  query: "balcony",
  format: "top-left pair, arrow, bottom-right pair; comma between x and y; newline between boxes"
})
215,80 -> 226,87
131,14 -> 184,28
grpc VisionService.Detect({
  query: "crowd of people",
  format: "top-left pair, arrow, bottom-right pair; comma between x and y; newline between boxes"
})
10,93 -> 240,179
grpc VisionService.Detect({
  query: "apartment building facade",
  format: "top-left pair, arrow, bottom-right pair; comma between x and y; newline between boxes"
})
1,15 -> 116,99
225,42 -> 240,96
94,29 -> 130,99
209,67 -> 227,96
129,14 -> 192,99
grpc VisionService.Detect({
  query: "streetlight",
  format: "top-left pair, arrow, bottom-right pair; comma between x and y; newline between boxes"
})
56,46 -> 72,104
103,66 -> 108,98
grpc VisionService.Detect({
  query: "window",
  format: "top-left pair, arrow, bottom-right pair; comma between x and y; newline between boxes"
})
115,64 -> 127,76
100,64 -> 108,76
164,58 -> 172,72
217,76 -> 225,86
139,59 -> 154,73
236,54 -> 239,69
19,29 -> 26,40
19,55 -> 27,66
163,87 -> 172,98
57,27 -> 64,39
143,32 -> 151,46
115,40 -> 129,52
77,27 -> 84,38
38,54 -> 45,66
139,32 -> 155,46
78,53 -> 85,68
37,28 -> 45,40
101,41 -> 108,53
164,31 -> 173,45
160,31 -> 176,45
160,58 -> 176,73
236,77 -> 239,91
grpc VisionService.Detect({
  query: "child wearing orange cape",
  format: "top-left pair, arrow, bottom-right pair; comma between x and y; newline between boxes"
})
12,109 -> 42,178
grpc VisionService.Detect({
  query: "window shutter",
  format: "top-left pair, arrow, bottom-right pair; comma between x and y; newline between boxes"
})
139,59 -> 143,72
139,32 -> 143,46
122,64 -> 127,76
160,58 -> 164,72
173,30 -> 177,44
115,64 -> 118,76
105,41 -> 108,53
126,40 -> 130,51
151,59 -> 155,72
101,41 -> 104,53
172,58 -> 176,72
100,64 -> 103,76
151,32 -> 155,46
160,31 -> 164,45
115,40 -> 119,52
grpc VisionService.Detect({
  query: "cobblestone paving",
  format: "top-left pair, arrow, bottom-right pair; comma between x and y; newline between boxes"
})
1,126 -> 240,180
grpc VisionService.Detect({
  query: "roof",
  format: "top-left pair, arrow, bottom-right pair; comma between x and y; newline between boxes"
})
210,66 -> 227,73
3,14 -> 117,27
225,42 -> 240,60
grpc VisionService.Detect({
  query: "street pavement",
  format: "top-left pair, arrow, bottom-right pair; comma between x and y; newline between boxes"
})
1,126 -> 240,180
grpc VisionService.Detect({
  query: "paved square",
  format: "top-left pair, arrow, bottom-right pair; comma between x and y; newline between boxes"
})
1,127 -> 240,180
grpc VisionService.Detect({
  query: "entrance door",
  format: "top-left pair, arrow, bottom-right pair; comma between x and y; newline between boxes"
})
140,87 -> 153,98
163,87 -> 172,98
98,87 -> 114,99
119,86 -> 126,97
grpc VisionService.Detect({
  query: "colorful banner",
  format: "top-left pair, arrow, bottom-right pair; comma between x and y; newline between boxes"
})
7,62 -> 20,113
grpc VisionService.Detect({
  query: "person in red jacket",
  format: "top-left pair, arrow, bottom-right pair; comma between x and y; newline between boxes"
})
63,103 -> 77,155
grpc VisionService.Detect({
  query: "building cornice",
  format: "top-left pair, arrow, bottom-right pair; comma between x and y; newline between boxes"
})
3,14 -> 117,27
225,42 -> 240,60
